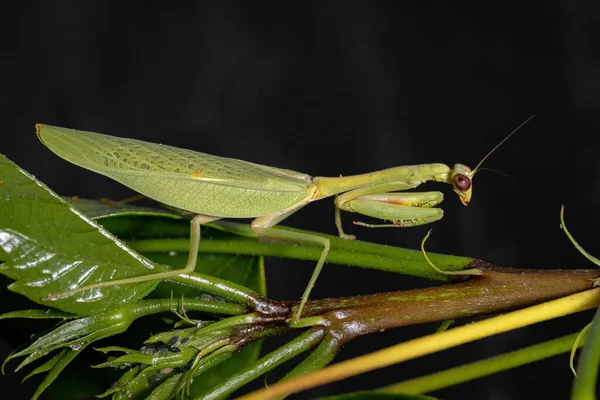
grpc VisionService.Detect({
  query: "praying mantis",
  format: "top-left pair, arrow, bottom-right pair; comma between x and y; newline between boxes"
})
35,117 -> 533,321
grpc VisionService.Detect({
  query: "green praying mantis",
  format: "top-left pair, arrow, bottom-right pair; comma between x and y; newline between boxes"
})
35,116 -> 533,321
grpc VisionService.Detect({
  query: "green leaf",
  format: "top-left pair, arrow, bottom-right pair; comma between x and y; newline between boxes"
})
96,366 -> 141,398
94,345 -> 137,354
31,347 -> 84,400
92,345 -> 196,369
111,365 -> 165,400
571,307 -> 600,399
0,154 -> 161,314
0,309 -> 75,320
9,306 -> 135,370
147,373 -> 184,400
22,349 -> 64,382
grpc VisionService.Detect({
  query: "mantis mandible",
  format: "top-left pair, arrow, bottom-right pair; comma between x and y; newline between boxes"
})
35,117 -> 532,321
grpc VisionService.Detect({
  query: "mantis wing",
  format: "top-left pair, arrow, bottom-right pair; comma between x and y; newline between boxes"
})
36,124 -> 315,218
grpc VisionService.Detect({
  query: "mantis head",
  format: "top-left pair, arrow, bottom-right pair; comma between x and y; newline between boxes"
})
450,164 -> 473,206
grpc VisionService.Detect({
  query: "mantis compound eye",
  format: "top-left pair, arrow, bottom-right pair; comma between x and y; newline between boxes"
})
453,173 -> 471,191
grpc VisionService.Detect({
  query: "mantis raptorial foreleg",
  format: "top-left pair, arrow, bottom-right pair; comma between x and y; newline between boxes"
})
339,191 -> 445,229
331,179 -> 446,236
336,191 -> 444,233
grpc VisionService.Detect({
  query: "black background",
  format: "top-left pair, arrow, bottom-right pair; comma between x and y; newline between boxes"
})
2,2 -> 600,399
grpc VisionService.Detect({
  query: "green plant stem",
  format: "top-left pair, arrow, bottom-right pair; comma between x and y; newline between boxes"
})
278,331 -> 340,384
127,231 -> 471,282
195,328 -> 324,400
571,307 -> 600,400
383,332 -> 583,394
171,273 -> 278,312
129,297 -> 248,317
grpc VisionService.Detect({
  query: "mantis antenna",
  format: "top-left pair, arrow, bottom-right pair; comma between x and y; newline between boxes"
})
472,114 -> 536,176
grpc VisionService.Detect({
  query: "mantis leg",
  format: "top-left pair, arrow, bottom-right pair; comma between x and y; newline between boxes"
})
335,205 -> 356,240
45,214 -> 220,300
251,204 -> 327,323
251,225 -> 329,323
337,191 -> 445,230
